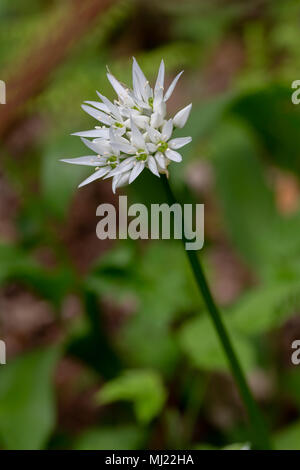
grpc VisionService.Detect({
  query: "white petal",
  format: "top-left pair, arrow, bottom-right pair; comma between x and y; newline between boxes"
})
118,142 -> 136,154
78,167 -> 109,188
132,61 -> 143,102
135,97 -> 151,110
81,137 -> 108,155
169,136 -> 192,149
155,152 -> 166,169
112,125 -> 126,137
132,57 -> 147,89
107,73 -> 129,101
155,59 -> 165,94
84,101 -> 109,113
107,157 -> 136,177
153,60 -> 165,108
130,117 -> 145,149
112,174 -> 121,193
165,148 -> 182,162
81,104 -> 111,125
162,119 -> 173,141
146,124 -> 161,144
153,100 -> 166,117
109,127 -> 135,155
173,103 -> 192,128
72,129 -> 109,138
92,138 -> 111,149
96,91 -> 122,121
146,126 -> 162,144
150,112 -> 164,129
148,156 -> 160,177
129,161 -> 145,184
164,71 -> 184,102
132,57 -> 152,102
60,156 -> 104,166
107,73 -> 126,95
133,115 -> 150,130
112,171 -> 131,193
117,134 -> 134,145
146,142 -> 157,153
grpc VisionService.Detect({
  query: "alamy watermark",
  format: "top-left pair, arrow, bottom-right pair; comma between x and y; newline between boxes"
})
96,196 -> 204,251
0,340 -> 6,365
291,80 -> 300,104
291,340 -> 300,365
0,80 -> 6,104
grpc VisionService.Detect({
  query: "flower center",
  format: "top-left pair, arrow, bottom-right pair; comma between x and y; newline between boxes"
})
107,156 -> 117,168
136,149 -> 147,161
157,141 -> 168,153
114,122 -> 123,128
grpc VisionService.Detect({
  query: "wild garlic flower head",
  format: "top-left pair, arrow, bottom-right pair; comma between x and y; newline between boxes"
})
61,58 -> 192,193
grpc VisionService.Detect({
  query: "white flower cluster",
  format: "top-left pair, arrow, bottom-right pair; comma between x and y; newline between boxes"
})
61,58 -> 192,193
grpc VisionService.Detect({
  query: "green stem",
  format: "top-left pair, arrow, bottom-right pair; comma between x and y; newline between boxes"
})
162,175 -> 271,450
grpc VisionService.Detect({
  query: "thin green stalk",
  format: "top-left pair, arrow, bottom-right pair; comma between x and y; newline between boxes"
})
162,175 -> 271,450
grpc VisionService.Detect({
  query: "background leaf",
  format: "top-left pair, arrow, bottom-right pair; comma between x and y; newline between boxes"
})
74,425 -> 146,450
178,315 -> 256,372
98,370 -> 167,424
0,347 -> 59,450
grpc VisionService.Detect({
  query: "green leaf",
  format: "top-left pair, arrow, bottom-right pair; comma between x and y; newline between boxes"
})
231,280 -> 300,335
118,319 -> 179,376
98,370 -> 167,424
74,425 -> 146,450
170,93 -> 234,189
41,135 -> 89,218
231,85 -> 300,175
0,243 -> 75,307
116,242 -> 196,374
282,369 -> 300,411
273,421 -> 300,450
178,93 -> 233,144
222,442 -> 250,450
211,119 -> 279,274
0,347 -> 59,450
139,242 -> 197,323
88,242 -> 196,374
0,243 -> 36,284
179,315 -> 256,372
211,118 -> 300,281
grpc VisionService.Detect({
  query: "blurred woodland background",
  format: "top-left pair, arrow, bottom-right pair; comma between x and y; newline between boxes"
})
1,0 -> 300,450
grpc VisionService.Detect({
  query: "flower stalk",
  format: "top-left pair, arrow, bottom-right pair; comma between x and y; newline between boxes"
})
162,175 -> 271,450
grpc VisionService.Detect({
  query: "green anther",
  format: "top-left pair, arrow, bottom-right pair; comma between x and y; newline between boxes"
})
148,97 -> 153,109
107,156 -> 117,163
110,163 -> 117,169
115,122 -> 123,128
132,106 -> 140,111
157,141 -> 168,153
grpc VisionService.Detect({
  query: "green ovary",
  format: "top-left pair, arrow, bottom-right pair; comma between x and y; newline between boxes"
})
107,156 -> 117,168
157,141 -> 168,153
136,153 -> 147,161
148,97 -> 153,109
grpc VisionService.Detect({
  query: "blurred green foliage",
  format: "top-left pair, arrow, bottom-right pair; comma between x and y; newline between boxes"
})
0,0 -> 300,451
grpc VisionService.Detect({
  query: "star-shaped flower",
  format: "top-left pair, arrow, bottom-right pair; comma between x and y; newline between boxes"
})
61,58 -> 192,193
